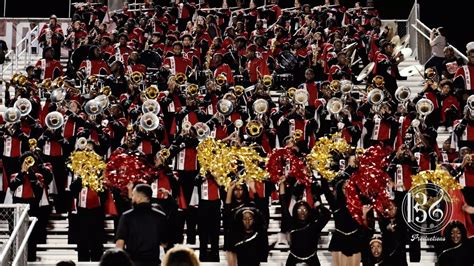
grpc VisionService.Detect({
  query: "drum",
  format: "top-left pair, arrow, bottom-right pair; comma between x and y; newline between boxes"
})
277,50 -> 298,72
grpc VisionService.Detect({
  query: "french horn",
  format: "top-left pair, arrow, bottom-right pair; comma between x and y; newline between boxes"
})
14,98 -> 32,117
142,99 -> 161,114
140,112 -> 160,131
246,120 -> 264,137
45,111 -> 64,130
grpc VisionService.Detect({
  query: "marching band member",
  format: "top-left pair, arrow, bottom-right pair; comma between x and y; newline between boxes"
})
78,46 -> 110,78
163,41 -> 193,76
39,15 -> 64,60
453,42 -> 474,99
35,46 -> 63,81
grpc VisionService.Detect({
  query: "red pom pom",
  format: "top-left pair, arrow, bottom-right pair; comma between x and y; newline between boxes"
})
266,148 -> 312,186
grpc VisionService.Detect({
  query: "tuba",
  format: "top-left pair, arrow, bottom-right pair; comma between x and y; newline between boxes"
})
130,71 -> 143,85
140,112 -> 160,131
84,100 -> 103,117
194,122 -> 210,141
327,97 -> 343,114
395,86 -> 411,103
95,95 -> 109,110
217,99 -> 233,116
294,89 -> 309,105
262,75 -> 273,88
142,99 -> 161,114
416,98 -> 434,118
175,72 -> 187,85
186,84 -> 199,97
14,98 -> 32,117
45,111 -> 64,130
233,85 -> 245,97
368,88 -> 384,105
246,120 -> 264,137
3,107 -> 21,123
145,86 -> 159,99
253,99 -> 269,114
216,73 -> 227,86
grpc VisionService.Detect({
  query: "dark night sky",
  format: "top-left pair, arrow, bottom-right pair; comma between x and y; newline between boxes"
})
1,0 -> 471,52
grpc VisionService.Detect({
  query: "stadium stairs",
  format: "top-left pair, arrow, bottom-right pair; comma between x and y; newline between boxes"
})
1,52 -> 444,265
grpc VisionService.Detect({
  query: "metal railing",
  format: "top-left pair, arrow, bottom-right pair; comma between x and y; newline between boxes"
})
0,204 -> 32,266
1,25 -> 39,78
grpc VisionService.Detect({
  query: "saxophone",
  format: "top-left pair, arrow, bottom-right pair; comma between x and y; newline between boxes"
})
311,43 -> 319,66
205,45 -> 215,70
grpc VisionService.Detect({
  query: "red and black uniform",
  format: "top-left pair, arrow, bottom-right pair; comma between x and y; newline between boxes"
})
246,56 -> 270,84
363,113 -> 399,149
454,64 -> 474,91
214,63 -> 234,85
2,125 -> 29,190
79,59 -> 110,76
453,118 -> 474,150
387,156 -> 419,193
39,23 -> 64,59
163,54 -> 192,75
35,58 -> 63,80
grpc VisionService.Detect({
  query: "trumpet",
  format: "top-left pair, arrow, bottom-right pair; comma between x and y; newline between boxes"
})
327,97 -> 344,114
39,78 -> 53,90
246,120 -> 264,137
100,86 -> 112,96
175,72 -> 187,85
24,156 -> 35,168
130,71 -> 143,85
395,86 -> 411,103
159,148 -> 170,160
262,75 -> 273,88
45,111 -> 64,130
233,85 -> 244,97
140,112 -> 160,131
145,86 -> 159,99
368,88 -> 384,106
216,73 -> 227,86
287,87 -> 297,98
186,84 -> 199,97
29,138 -> 37,151
293,129 -> 303,140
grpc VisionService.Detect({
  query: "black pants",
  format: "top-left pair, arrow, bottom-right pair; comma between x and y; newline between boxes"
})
462,187 -> 474,223
77,207 -> 104,261
176,170 -> 199,244
44,155 -> 68,213
198,200 -> 221,261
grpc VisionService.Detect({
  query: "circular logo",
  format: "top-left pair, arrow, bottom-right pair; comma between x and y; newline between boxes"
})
401,183 -> 453,235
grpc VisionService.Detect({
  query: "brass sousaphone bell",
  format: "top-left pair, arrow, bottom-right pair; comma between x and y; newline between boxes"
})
140,112 -> 160,131
14,98 -> 32,117
293,89 -> 309,105
217,99 -> 233,116
3,107 -> 21,123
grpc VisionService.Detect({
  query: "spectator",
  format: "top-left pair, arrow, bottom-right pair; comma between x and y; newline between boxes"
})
116,184 -> 168,266
425,27 -> 447,75
162,245 -> 200,266
99,248 -> 133,266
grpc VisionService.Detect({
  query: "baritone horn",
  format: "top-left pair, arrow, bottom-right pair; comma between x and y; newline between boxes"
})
45,111 -> 64,130
14,98 -> 32,117
175,72 -> 187,85
140,112 -> 160,131
246,120 -> 264,137
395,86 -> 411,103
368,88 -> 384,105
327,97 -> 343,114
